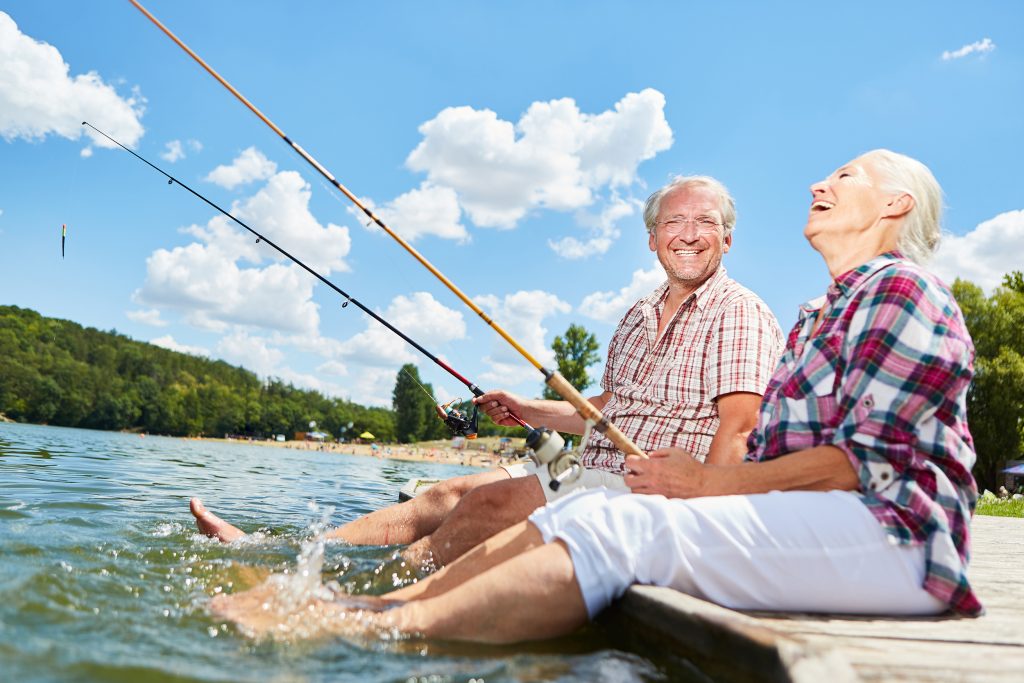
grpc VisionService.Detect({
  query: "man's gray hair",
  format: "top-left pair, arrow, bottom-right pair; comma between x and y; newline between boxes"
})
643,175 -> 737,237
861,149 -> 943,265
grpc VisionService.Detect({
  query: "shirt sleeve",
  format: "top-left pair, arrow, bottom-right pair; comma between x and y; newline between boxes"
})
829,271 -> 975,495
705,298 -> 785,400
600,314 -> 626,393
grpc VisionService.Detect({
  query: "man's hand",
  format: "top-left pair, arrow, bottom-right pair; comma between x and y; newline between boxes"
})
624,447 -> 706,498
473,390 -> 530,427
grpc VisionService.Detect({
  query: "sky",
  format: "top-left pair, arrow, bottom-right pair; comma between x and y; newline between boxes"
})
1,1 -> 1022,408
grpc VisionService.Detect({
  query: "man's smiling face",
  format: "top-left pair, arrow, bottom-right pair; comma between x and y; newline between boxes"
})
649,185 -> 731,291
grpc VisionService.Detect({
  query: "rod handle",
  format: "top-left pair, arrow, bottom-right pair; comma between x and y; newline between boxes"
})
543,371 -> 646,459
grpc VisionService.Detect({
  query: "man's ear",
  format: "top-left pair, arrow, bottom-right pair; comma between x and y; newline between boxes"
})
884,193 -> 915,219
722,232 -> 732,253
648,229 -> 657,252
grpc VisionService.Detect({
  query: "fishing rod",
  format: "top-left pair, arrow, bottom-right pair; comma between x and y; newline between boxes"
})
82,120 -> 524,439
126,0 -> 646,465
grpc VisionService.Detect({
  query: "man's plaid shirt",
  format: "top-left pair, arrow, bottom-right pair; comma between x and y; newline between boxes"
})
582,267 -> 783,473
747,252 -> 982,615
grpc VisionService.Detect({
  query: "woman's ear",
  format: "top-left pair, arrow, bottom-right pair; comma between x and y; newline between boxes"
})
884,193 -> 915,219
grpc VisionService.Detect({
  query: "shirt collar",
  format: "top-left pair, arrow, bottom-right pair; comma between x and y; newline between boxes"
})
796,252 -> 905,324
828,251 -> 905,302
642,266 -> 726,315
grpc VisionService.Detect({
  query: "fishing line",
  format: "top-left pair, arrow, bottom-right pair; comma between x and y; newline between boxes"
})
82,120 -> 519,438
126,0 -> 645,459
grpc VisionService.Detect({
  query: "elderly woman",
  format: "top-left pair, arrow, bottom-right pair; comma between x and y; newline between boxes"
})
213,150 -> 981,643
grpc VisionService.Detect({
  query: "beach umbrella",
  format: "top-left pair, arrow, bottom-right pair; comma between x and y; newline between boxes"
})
1002,463 -> 1024,475
359,431 -> 375,440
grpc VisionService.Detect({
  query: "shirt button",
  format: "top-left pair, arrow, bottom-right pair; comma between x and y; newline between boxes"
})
880,471 -> 890,480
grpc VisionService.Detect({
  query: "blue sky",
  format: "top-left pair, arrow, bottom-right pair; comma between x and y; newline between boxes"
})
1,1 -> 1022,407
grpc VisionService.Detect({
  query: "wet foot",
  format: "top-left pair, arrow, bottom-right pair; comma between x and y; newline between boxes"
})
211,580 -> 380,640
190,497 -> 246,542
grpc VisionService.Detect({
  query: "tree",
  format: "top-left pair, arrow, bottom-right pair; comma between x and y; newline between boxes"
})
1004,270 -> 1024,294
952,277 -> 1024,491
393,364 -> 431,443
543,323 -> 602,400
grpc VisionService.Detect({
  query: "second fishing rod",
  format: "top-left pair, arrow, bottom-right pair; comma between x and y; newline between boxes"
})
82,120 -> 526,441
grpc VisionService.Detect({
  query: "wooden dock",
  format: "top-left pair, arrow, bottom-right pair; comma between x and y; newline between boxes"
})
606,515 -> 1024,682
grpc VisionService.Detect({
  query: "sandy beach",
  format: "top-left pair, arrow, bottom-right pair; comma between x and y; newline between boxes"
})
200,434 -> 526,470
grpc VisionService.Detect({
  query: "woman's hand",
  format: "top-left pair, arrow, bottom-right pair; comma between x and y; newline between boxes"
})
624,447 -> 707,498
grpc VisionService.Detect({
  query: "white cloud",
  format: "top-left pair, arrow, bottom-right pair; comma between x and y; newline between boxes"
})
942,38 -> 996,61
150,335 -> 209,357
578,259 -> 666,323
135,168 -> 353,334
161,140 -> 185,163
355,182 -> 468,242
930,210 -> 1024,291
406,89 -> 672,228
475,290 -> 571,385
216,330 -> 285,376
216,331 -> 349,396
229,171 -> 351,273
338,292 -> 466,367
0,12 -> 145,153
126,308 -> 168,327
161,139 -> 199,162
204,146 -> 277,189
548,195 -> 638,259
137,243 -> 321,333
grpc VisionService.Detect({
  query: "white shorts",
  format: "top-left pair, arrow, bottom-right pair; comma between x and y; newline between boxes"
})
501,461 -> 628,502
529,488 -> 947,619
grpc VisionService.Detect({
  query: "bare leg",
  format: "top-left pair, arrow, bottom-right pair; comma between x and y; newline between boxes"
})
211,519 -> 545,634
327,469 -> 509,545
191,469 -> 509,545
390,541 -> 588,643
402,475 -> 546,568
191,498 -> 246,542
387,520 -> 545,601
211,525 -> 589,644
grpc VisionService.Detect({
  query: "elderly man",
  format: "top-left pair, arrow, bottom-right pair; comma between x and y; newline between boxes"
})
192,174 -> 783,570
213,150 -> 982,645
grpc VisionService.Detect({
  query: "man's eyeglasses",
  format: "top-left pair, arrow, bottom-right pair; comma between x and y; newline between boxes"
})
656,215 -> 723,234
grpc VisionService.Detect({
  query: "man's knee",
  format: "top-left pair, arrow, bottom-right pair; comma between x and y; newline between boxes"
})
423,469 -> 508,509
457,475 -> 546,523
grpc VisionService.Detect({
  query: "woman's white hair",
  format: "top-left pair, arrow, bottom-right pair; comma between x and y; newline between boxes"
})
860,149 -> 943,264
643,175 -> 736,237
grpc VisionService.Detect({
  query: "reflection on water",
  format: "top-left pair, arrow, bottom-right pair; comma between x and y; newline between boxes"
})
0,422 -> 670,682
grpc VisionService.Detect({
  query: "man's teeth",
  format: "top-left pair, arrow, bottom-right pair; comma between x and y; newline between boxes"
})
811,201 -> 835,211
674,249 -> 700,255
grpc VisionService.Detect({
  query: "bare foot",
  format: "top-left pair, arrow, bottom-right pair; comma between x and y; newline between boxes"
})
190,497 -> 246,542
210,579 -> 382,640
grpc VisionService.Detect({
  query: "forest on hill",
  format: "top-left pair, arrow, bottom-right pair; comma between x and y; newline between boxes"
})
0,305 -> 397,441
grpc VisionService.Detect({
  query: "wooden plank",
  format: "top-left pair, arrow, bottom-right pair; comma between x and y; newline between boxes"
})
612,515 -> 1024,682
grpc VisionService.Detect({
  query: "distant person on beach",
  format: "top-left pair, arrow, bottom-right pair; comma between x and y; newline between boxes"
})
212,149 -> 982,643
190,174 -> 784,569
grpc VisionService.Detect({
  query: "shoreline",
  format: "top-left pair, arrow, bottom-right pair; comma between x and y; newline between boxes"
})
190,434 -> 515,470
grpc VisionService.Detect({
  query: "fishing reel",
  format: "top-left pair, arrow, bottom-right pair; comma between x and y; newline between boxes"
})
435,399 -> 479,439
525,419 -> 592,492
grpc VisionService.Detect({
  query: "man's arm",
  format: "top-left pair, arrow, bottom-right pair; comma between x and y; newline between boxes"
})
625,444 -> 859,498
474,390 -> 612,436
703,391 -> 762,465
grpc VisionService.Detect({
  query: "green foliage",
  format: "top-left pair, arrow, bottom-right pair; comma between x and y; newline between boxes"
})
1003,270 -> 1024,294
951,278 -> 1024,491
0,305 -> 396,441
542,323 -> 602,400
392,364 -> 428,443
976,496 -> 1024,518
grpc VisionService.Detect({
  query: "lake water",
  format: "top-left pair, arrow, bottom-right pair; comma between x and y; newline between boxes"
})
0,422 -> 670,682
